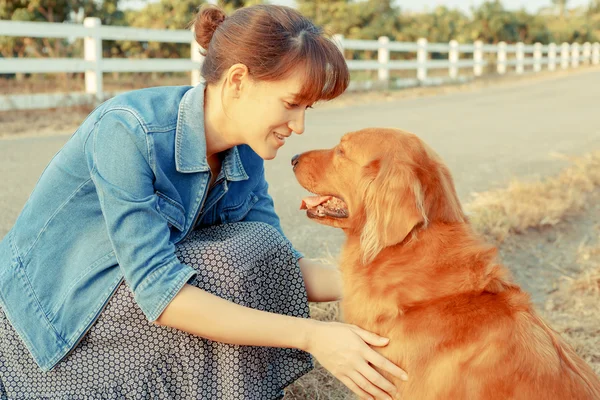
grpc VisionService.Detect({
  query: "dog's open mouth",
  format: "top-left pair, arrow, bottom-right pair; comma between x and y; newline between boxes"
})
300,195 -> 349,219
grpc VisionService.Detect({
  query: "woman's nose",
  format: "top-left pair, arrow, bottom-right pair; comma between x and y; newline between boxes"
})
288,111 -> 305,135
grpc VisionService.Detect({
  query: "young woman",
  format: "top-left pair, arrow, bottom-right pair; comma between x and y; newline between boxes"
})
0,4 -> 407,399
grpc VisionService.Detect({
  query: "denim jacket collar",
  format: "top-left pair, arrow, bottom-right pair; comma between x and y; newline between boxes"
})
175,82 -> 248,181
222,147 -> 249,181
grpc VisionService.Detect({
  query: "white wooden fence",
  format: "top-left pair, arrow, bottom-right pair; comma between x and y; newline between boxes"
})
1,18 -> 599,111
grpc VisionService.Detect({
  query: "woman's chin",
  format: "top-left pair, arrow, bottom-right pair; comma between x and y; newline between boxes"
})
262,151 -> 277,160
251,144 -> 279,160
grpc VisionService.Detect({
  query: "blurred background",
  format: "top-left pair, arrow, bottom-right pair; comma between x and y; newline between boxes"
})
1,0 -> 599,95
1,1 -> 599,399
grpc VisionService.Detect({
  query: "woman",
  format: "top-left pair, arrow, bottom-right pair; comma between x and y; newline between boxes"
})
0,4 -> 407,399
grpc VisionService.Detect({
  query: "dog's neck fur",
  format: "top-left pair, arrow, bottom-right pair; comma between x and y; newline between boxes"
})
339,222 -> 522,326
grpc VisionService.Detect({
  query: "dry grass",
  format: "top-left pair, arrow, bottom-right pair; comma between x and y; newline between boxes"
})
285,151 -> 600,399
0,105 -> 94,138
545,240 -> 600,374
0,73 -> 190,95
466,152 -> 600,242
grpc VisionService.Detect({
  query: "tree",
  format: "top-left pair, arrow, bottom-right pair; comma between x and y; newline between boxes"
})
349,0 -> 402,40
551,0 -> 569,17
297,0 -> 355,36
0,0 -> 124,59
118,0 -> 207,60
467,1 -> 526,43
396,6 -> 469,43
588,0 -> 600,14
0,0 -> 124,83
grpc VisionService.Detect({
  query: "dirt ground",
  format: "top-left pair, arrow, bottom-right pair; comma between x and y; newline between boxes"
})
500,191 -> 600,310
2,65 -> 599,139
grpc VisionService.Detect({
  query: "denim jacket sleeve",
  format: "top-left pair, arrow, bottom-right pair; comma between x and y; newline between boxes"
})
85,109 -> 197,322
243,170 -> 304,261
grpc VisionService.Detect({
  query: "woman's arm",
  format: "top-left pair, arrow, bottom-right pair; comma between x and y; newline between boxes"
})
154,283 -> 312,349
155,283 -> 408,400
298,258 -> 343,302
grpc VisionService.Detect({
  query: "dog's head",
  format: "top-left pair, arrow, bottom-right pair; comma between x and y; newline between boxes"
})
292,128 -> 466,263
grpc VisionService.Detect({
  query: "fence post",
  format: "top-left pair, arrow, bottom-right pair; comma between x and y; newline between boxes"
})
473,40 -> 483,77
548,43 -> 557,71
497,41 -> 507,75
571,42 -> 580,68
378,36 -> 390,88
533,42 -> 542,72
84,17 -> 103,103
449,40 -> 459,80
417,38 -> 428,82
516,42 -> 524,74
582,42 -> 592,65
190,27 -> 204,86
560,43 -> 570,69
593,43 -> 600,65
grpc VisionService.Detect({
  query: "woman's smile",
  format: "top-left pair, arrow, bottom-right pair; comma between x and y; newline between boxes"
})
273,131 -> 289,146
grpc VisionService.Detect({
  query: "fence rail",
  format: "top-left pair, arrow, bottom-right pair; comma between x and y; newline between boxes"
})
1,18 -> 599,111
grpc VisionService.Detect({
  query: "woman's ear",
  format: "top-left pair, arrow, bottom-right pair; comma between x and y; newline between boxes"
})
224,63 -> 250,98
360,159 -> 426,264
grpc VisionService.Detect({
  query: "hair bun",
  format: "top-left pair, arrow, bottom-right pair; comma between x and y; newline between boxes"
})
193,5 -> 226,50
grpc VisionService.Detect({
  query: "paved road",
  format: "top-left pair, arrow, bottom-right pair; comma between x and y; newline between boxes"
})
1,69 -> 599,259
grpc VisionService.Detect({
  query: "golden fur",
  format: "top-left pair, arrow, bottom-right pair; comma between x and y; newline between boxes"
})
293,128 -> 600,400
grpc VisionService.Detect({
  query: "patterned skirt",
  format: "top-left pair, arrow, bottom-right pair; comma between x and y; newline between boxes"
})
0,222 -> 313,399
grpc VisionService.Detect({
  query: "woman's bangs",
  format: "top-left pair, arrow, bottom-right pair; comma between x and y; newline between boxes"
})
294,35 -> 349,105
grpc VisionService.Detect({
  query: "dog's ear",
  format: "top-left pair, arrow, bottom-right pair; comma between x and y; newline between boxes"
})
424,161 -> 466,224
360,159 -> 426,264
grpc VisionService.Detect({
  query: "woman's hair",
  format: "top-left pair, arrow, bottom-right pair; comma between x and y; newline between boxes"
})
192,4 -> 349,104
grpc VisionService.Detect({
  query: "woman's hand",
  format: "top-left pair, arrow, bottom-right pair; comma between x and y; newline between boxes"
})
304,320 -> 408,400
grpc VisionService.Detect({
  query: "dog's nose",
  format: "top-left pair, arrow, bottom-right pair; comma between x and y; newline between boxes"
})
291,154 -> 300,167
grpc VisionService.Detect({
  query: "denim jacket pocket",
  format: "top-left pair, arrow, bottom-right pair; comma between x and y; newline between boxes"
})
155,191 -> 186,231
221,192 -> 259,223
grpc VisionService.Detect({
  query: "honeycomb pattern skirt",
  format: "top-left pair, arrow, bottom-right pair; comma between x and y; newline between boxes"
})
0,222 -> 313,399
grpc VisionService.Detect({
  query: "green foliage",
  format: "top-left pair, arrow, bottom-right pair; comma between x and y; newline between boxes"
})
114,0 -> 204,59
464,1 -> 552,43
0,0 -> 123,58
2,0 -> 599,62
396,6 -> 470,43
552,0 -> 569,17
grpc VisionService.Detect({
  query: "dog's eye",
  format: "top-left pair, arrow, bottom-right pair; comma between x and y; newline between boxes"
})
335,147 -> 345,156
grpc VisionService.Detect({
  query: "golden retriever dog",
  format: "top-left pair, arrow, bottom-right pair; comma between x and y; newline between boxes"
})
292,128 -> 600,400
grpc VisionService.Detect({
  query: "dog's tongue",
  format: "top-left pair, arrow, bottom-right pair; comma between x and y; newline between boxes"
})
300,195 -> 332,210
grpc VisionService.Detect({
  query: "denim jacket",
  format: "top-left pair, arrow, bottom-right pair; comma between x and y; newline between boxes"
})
0,82 -> 303,372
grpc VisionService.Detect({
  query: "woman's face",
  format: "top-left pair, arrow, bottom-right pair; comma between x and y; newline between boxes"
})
230,67 -> 312,160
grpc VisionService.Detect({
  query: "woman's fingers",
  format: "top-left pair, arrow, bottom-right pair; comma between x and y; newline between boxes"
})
307,322 -> 406,399
351,325 -> 390,347
364,346 -> 409,381
347,370 -> 395,400
350,325 -> 409,381
340,374 -> 375,400
357,361 -> 399,397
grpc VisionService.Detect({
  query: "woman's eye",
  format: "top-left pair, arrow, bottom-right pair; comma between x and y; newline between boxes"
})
285,102 -> 313,110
